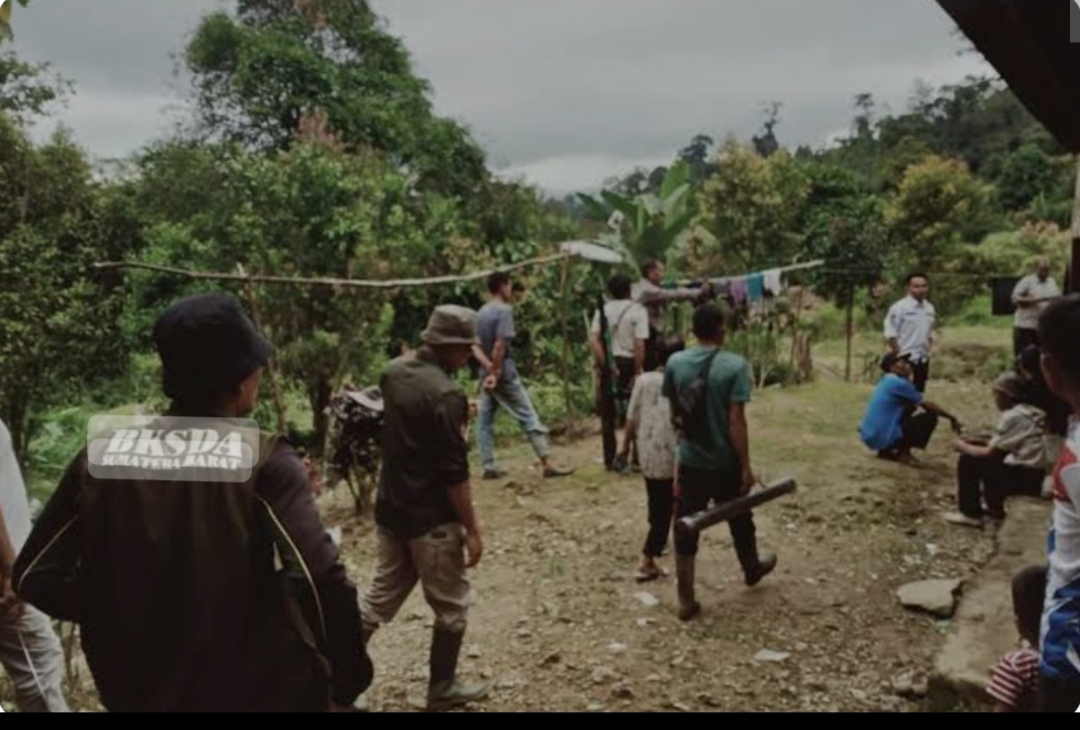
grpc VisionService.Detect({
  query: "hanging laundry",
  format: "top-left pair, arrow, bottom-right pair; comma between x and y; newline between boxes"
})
730,277 -> 748,308
763,269 -> 783,297
747,273 -> 765,301
711,278 -> 732,297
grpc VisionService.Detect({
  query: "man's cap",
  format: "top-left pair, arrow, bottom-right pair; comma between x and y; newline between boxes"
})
880,352 -> 912,373
153,293 -> 274,401
420,305 -> 479,346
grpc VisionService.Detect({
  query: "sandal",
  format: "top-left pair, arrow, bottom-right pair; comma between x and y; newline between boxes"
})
635,566 -> 668,583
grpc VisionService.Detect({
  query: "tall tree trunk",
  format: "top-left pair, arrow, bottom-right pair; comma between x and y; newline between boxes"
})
4,396 -> 30,467
845,290 -> 855,383
310,381 -> 332,460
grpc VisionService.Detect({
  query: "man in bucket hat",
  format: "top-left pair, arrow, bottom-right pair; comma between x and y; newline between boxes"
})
13,293 -> 372,712
358,305 -> 490,712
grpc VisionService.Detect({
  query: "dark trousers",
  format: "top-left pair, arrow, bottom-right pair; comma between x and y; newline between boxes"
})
643,479 -> 674,558
893,411 -> 939,452
957,453 -> 1044,519
1036,674 -> 1080,712
912,360 -> 930,393
615,357 -> 636,427
674,465 -> 760,576
1015,327 -> 1040,360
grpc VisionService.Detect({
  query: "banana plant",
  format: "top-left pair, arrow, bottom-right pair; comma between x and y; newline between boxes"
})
576,158 -> 714,275
0,0 -> 29,43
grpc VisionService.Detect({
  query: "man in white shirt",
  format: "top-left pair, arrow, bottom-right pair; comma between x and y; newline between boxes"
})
591,274 -> 650,470
590,273 -> 650,409
884,273 -> 936,393
1012,257 -> 1061,358
0,417 -> 69,712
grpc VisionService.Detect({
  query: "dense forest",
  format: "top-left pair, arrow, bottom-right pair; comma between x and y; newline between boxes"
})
1,0 -> 1075,495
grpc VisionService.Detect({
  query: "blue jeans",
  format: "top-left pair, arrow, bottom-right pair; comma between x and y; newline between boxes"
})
477,377 -> 550,472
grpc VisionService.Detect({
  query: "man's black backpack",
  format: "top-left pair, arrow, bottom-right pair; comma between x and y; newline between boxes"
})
671,349 -> 721,444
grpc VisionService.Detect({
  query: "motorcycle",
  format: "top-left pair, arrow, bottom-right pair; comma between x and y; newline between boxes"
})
324,384 -> 384,516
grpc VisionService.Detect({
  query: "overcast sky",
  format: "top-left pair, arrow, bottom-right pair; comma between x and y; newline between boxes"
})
7,0 -> 992,197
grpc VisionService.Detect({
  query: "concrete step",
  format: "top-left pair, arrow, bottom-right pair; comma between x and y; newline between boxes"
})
927,496 -> 1051,711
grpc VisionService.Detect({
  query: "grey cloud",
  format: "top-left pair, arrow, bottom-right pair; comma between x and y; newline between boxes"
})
9,1 -> 992,195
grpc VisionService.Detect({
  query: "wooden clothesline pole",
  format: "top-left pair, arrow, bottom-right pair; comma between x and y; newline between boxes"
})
93,252 -> 573,289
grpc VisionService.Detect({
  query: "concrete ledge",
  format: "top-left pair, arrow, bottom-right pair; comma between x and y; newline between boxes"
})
927,497 -> 1051,712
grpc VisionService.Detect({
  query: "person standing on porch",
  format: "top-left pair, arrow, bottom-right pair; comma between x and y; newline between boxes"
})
472,272 -> 574,481
1012,257 -> 1061,358
884,272 -> 935,393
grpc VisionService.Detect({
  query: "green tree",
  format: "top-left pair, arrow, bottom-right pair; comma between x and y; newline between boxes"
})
0,116 -> 131,459
183,0 -> 487,199
692,138 -> 810,273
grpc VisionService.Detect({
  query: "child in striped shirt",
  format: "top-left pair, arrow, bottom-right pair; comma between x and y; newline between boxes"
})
987,564 -> 1047,712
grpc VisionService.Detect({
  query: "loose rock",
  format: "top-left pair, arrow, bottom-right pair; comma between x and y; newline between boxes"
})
896,578 -> 963,618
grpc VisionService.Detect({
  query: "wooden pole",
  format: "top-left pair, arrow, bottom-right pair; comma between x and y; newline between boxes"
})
237,264 -> 289,435
558,255 -> 573,424
1070,156 -> 1080,295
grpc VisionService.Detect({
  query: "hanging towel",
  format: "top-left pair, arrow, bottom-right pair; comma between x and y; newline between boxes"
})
730,277 -> 748,308
763,269 -> 783,297
747,273 -> 765,301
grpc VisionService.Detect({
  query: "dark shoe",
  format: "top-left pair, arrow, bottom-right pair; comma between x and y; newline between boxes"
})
675,554 -> 701,621
427,628 -> 489,711
745,552 -> 777,587
482,469 -> 506,480
543,465 -> 574,478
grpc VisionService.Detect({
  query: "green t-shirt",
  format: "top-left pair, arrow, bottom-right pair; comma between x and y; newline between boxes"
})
662,346 -> 752,470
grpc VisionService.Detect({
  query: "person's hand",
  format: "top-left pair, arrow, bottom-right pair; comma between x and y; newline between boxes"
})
952,438 -> 967,453
739,468 -> 756,497
0,575 -> 23,620
303,457 -> 324,495
464,531 -> 483,568
482,374 -> 497,391
950,417 -> 963,435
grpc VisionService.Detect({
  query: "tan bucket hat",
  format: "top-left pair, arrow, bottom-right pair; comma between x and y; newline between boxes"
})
420,305 -> 479,346
991,372 -> 1028,402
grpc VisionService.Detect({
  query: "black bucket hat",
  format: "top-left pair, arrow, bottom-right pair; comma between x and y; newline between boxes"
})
153,293 -> 274,401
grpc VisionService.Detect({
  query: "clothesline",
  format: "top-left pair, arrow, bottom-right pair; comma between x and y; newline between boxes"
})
92,252 -> 574,289
665,259 -> 824,286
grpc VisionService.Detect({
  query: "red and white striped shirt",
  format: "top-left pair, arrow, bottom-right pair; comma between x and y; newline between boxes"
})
987,646 -> 1040,711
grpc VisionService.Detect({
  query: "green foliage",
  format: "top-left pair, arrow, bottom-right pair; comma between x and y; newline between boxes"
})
183,0 -> 487,199
692,138 -> 810,273
576,159 -> 704,274
0,115 -> 132,459
0,0 -> 29,44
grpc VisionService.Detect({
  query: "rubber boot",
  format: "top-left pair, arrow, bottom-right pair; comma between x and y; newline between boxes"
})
745,552 -> 777,587
426,627 -> 490,711
353,624 -> 377,712
675,554 -> 701,621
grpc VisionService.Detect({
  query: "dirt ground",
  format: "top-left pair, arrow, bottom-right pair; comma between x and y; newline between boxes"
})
3,377 -> 1021,713
322,377 -> 1012,713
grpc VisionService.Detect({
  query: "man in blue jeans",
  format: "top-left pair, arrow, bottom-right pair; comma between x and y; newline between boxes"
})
472,272 -> 574,481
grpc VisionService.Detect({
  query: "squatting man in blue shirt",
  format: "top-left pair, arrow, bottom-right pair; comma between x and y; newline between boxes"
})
860,353 -> 962,464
